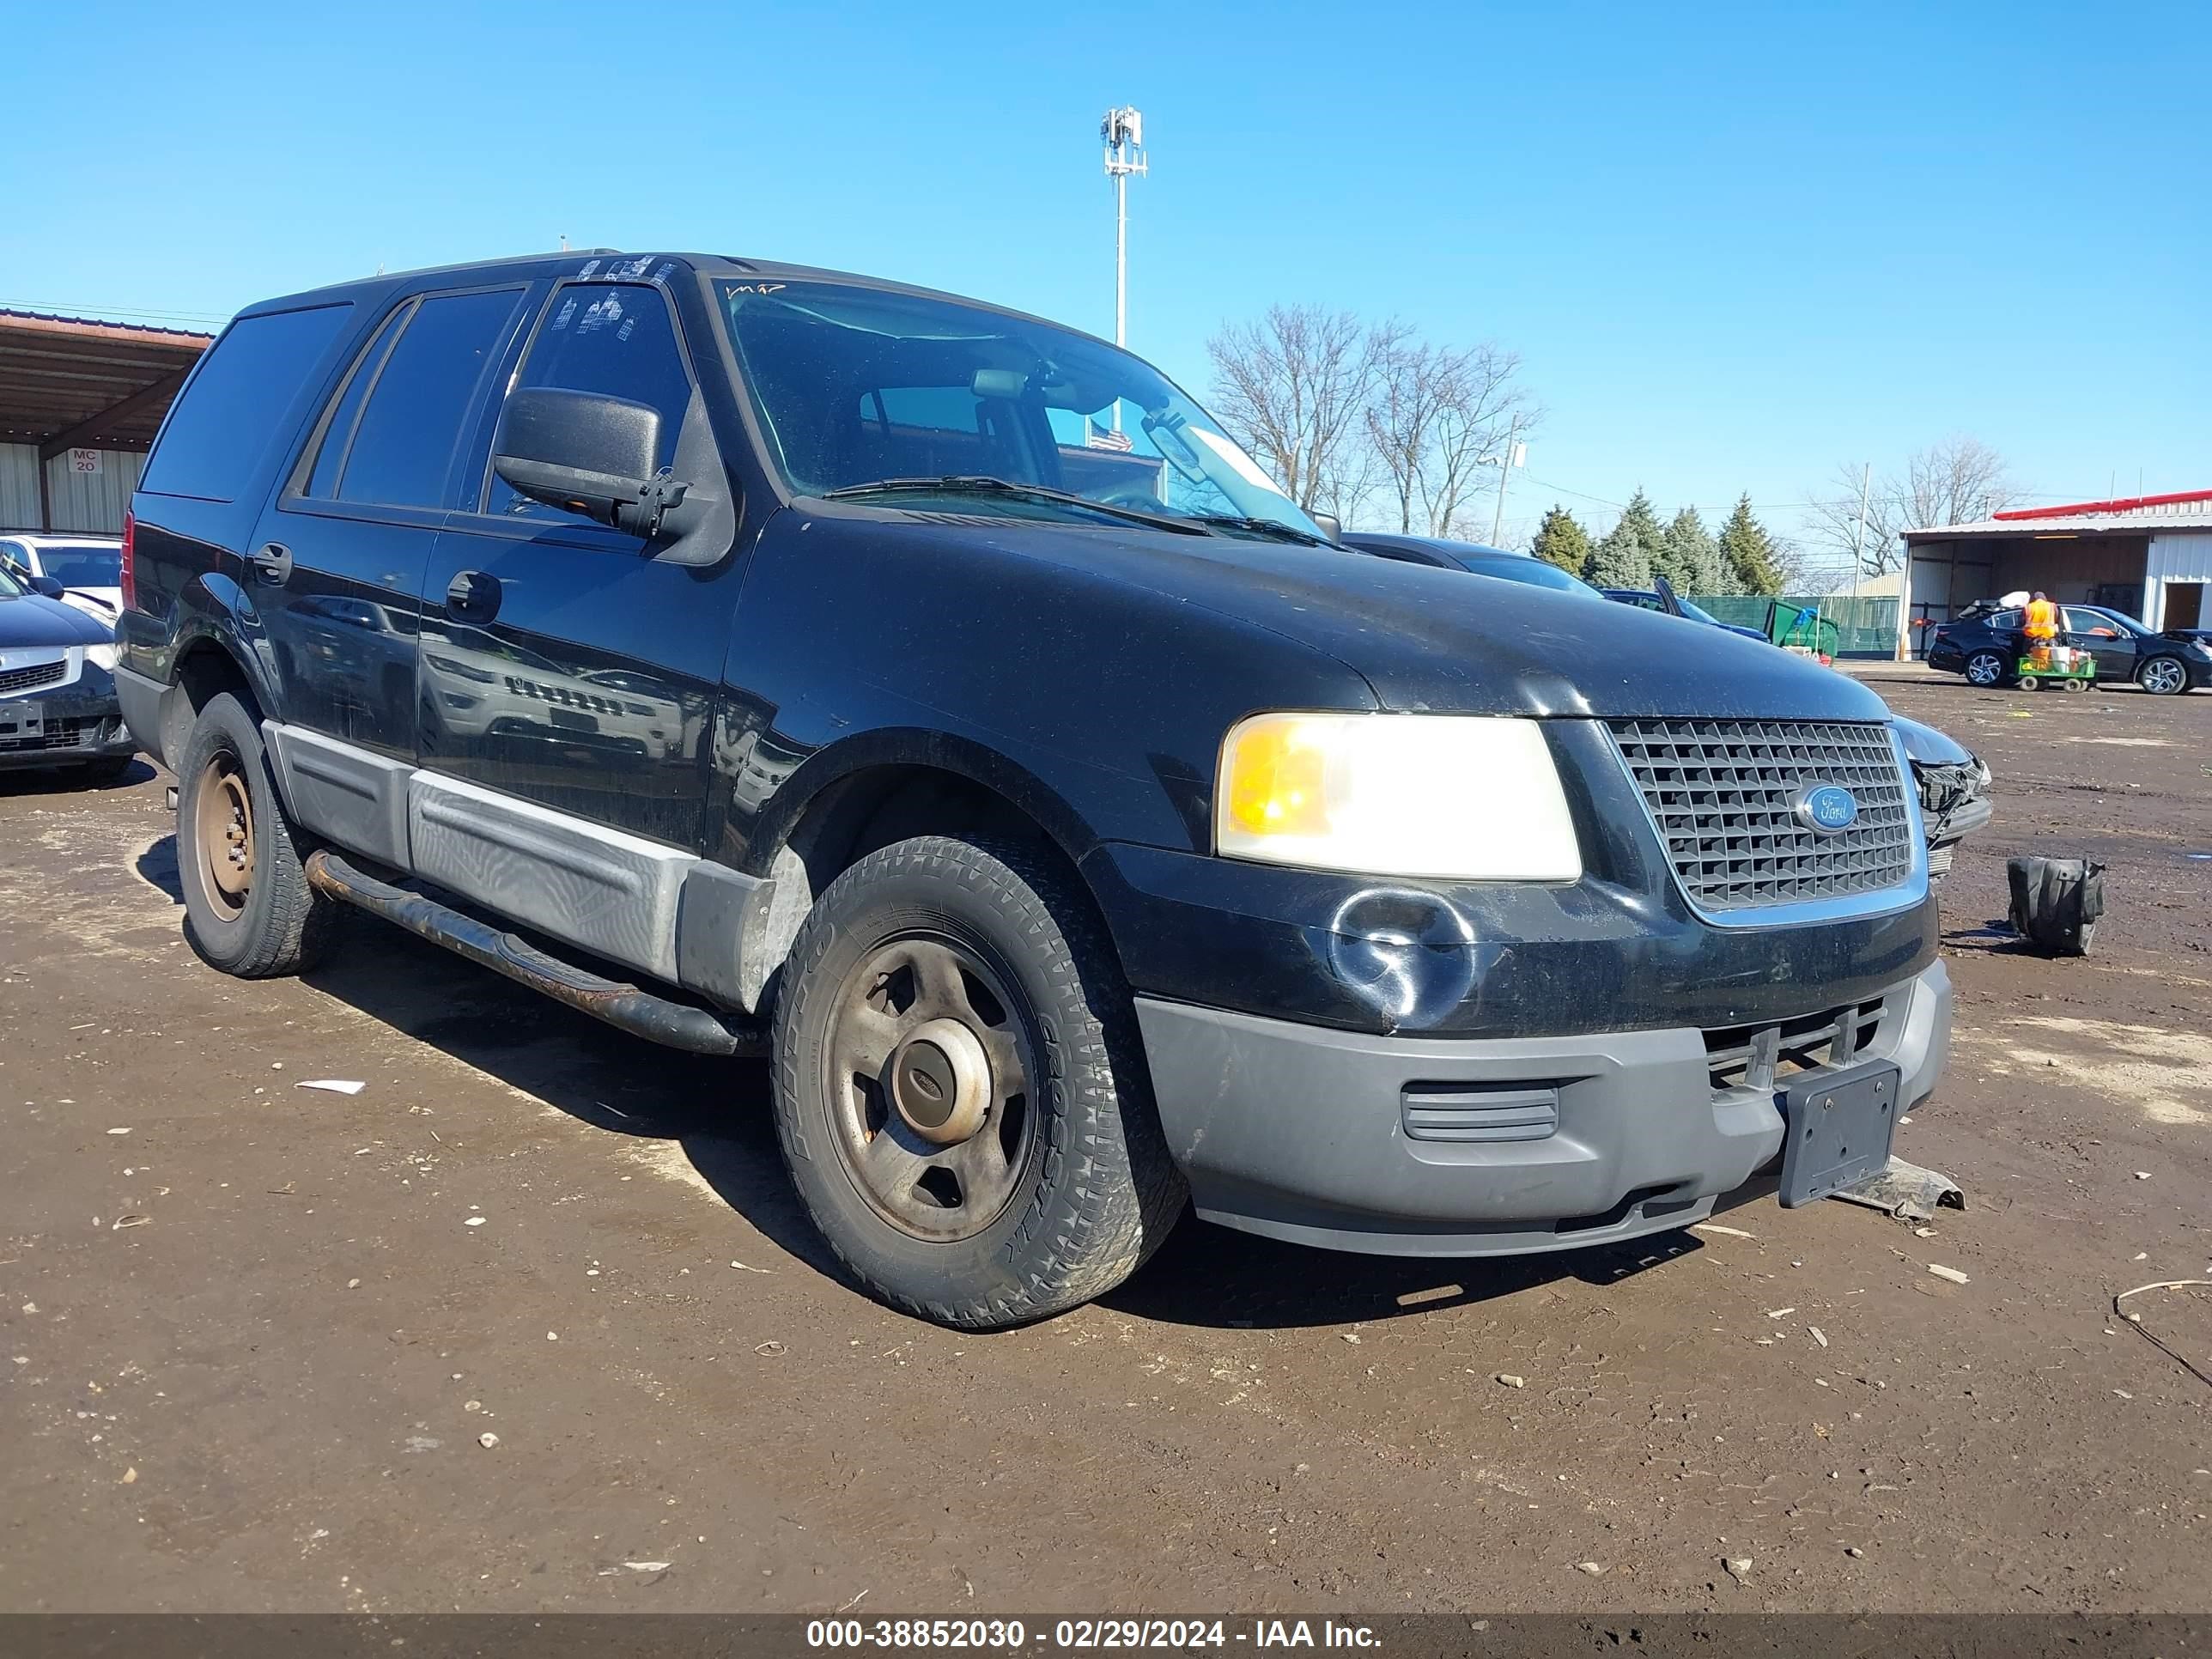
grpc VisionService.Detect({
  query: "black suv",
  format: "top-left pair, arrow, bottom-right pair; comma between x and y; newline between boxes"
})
116,252 -> 1952,1328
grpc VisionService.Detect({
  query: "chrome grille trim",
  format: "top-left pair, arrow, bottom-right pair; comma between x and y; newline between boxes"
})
0,655 -> 69,696
1607,718 -> 1925,926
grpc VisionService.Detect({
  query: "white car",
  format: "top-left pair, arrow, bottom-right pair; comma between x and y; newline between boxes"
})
0,532 -> 125,623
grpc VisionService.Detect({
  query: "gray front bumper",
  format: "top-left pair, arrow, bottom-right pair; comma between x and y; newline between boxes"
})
1134,958 -> 1951,1257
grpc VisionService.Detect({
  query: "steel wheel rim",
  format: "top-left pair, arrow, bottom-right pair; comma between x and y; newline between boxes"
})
2142,659 -> 2184,695
824,933 -> 1038,1243
1966,653 -> 2001,686
193,751 -> 255,921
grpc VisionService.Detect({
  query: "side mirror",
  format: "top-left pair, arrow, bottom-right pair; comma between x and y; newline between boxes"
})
27,574 -> 65,599
1310,511 -> 1344,544
492,387 -> 691,538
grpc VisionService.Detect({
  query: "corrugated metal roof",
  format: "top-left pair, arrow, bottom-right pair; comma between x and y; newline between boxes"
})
0,308 -> 217,347
1905,495 -> 2212,539
0,309 -> 213,452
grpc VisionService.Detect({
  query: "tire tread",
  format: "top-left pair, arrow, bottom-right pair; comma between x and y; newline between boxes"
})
771,834 -> 1182,1329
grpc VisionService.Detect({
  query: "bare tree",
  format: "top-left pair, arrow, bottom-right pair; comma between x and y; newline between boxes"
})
1382,343 -> 1532,539
1802,461 -> 1904,578
1902,436 -> 2018,530
1802,438 -> 2020,577
1205,306 -> 1404,517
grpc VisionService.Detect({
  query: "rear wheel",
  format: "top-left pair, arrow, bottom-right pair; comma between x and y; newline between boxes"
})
771,835 -> 1183,1328
1963,649 -> 2008,689
175,691 -> 337,977
2137,656 -> 2189,696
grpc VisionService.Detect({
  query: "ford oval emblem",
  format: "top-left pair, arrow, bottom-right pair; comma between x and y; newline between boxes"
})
1796,783 -> 1859,835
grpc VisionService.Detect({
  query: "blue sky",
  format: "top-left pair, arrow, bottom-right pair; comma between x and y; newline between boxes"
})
7,1 -> 2206,548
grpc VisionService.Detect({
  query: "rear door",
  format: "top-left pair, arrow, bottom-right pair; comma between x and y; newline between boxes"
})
254,284 -> 533,760
416,279 -> 736,851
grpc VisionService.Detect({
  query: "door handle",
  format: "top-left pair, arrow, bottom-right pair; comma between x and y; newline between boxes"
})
250,543 -> 293,586
446,569 -> 501,622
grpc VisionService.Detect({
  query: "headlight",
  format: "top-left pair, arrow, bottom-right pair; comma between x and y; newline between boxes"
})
84,642 -> 118,672
1215,712 -> 1581,880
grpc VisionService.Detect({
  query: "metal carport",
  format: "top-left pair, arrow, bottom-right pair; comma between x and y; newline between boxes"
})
0,309 -> 213,533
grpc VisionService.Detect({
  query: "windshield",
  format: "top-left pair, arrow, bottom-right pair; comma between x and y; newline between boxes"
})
1466,556 -> 1601,598
1677,596 -> 1723,625
0,563 -> 22,599
33,545 -> 121,588
720,280 -> 1323,539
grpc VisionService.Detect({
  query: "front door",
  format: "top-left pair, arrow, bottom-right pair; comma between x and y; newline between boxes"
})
2063,605 -> 2137,681
416,280 -> 738,853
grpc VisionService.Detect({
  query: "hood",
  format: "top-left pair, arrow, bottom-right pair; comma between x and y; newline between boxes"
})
0,590 -> 116,650
878,515 -> 1893,721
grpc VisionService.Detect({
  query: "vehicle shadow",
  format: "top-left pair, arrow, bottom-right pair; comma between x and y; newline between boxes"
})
1108,1218 -> 1702,1332
300,926 -> 854,1278
135,834 -> 1706,1330
0,756 -> 157,797
1941,921 -> 2033,957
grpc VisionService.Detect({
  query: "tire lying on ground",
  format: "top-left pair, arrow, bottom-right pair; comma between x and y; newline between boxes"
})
771,835 -> 1185,1329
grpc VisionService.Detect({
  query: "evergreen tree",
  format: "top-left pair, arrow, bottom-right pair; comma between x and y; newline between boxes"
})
1583,489 -> 1663,589
1529,505 -> 1591,576
1656,506 -> 1724,595
1717,493 -> 1785,596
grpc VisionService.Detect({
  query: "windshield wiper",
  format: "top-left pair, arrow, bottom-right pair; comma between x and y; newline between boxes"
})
820,476 -> 1207,537
1188,514 -> 1332,546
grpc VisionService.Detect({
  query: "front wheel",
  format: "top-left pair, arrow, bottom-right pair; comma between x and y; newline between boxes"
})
2137,656 -> 2189,696
1963,649 -> 2008,689
771,835 -> 1184,1328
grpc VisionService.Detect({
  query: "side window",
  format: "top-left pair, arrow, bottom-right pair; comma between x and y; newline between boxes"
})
2064,606 -> 2121,638
485,284 -> 692,520
139,304 -> 353,503
1988,609 -> 2022,630
336,289 -> 526,510
300,304 -> 413,500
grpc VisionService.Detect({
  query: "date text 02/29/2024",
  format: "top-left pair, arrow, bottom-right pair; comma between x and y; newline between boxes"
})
805,1620 -> 1382,1650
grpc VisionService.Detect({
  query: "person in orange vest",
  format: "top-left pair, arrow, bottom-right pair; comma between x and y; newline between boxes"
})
2023,591 -> 2061,669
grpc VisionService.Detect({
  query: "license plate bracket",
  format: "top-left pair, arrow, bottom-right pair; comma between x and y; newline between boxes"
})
1778,1060 -> 1900,1207
0,701 -> 46,743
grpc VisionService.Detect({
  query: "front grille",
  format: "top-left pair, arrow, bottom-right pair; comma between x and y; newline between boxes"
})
0,658 -> 66,696
0,718 -> 83,753
1607,718 -> 1915,913
1705,998 -> 1884,1092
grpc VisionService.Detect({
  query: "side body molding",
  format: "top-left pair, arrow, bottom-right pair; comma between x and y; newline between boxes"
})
260,720 -> 766,1002
263,723 -> 413,872
405,772 -> 694,985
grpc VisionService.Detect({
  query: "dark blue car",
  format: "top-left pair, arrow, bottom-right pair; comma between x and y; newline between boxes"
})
1601,582 -> 1772,644
0,559 -> 137,779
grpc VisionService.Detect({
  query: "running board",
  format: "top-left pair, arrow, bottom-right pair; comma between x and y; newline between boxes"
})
303,849 -> 766,1057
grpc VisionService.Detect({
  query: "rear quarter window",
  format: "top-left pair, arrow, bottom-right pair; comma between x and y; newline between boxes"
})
140,304 -> 354,503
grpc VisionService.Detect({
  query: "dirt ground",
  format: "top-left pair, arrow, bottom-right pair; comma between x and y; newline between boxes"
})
3,668 -> 2207,1616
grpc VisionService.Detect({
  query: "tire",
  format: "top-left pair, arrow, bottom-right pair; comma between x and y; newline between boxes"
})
771,834 -> 1184,1329
2136,656 -> 2189,696
1963,649 -> 2008,689
175,690 -> 337,977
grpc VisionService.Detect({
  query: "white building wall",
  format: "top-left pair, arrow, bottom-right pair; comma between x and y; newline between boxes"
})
2145,532 -> 2212,629
0,443 -> 37,526
0,441 -> 143,533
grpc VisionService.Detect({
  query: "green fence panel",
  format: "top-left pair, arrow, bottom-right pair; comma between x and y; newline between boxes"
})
1688,595 -> 1899,658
